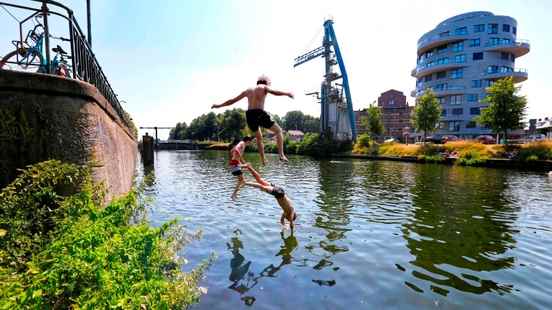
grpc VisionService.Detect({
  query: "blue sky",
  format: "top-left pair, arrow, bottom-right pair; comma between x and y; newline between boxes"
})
1,0 -> 550,139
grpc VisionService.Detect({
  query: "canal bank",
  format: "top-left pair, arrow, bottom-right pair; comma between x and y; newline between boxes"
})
332,153 -> 552,171
0,69 -> 137,201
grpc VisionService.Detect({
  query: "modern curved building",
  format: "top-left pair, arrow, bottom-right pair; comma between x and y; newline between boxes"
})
412,11 -> 530,137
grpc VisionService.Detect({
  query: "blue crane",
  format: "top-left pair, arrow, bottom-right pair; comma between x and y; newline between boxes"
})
294,19 -> 357,140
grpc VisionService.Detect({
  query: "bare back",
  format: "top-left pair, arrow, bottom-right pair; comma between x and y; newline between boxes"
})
245,85 -> 269,110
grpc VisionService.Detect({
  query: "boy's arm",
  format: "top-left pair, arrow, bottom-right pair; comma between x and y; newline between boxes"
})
267,88 -> 294,99
212,90 -> 248,109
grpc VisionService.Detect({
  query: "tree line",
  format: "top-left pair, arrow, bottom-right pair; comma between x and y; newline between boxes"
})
169,109 -> 320,141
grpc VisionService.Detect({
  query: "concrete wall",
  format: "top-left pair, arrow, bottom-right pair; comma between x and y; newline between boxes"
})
0,69 -> 137,201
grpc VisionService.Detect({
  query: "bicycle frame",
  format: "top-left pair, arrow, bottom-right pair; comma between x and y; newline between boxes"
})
11,26 -> 48,71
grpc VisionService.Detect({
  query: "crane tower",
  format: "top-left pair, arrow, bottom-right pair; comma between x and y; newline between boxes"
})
294,19 -> 357,141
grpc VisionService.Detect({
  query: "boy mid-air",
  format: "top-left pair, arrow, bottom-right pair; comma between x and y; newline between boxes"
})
212,75 -> 294,164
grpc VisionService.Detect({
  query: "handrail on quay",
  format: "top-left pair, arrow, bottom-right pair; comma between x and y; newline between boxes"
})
0,0 -> 127,125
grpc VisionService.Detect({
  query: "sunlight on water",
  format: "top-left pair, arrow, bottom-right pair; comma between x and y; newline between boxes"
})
140,150 -> 552,309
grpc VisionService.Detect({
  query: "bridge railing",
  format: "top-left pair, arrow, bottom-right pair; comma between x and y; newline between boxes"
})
0,0 -> 126,124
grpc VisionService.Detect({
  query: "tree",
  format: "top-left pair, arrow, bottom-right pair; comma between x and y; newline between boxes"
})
219,109 -> 246,141
169,122 -> 188,140
283,110 -> 320,132
413,89 -> 441,142
283,111 -> 305,131
362,103 -> 383,139
477,77 -> 527,144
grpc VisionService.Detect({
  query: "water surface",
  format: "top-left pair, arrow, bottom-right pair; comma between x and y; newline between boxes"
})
142,150 -> 552,309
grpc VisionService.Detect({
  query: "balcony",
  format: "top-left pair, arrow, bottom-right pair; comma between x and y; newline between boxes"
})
485,68 -> 528,83
411,62 -> 465,78
485,39 -> 530,58
417,33 -> 466,55
412,85 -> 466,97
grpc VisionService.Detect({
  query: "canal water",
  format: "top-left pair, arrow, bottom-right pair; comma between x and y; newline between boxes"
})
142,150 -> 552,309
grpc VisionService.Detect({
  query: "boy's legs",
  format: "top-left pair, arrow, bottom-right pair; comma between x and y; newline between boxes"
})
255,129 -> 267,165
245,164 -> 270,186
268,123 -> 288,162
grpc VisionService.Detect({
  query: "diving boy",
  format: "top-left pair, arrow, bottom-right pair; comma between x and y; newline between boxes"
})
212,75 -> 294,165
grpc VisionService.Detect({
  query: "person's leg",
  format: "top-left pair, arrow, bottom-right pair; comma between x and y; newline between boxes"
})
269,123 -> 288,162
231,174 -> 245,200
255,128 -> 267,165
245,165 -> 270,186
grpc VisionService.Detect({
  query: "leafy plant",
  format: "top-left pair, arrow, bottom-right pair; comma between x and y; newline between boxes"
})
412,89 -> 441,142
0,160 -> 211,308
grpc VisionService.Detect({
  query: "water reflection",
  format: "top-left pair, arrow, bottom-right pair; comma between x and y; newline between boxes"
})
226,229 -> 298,306
403,165 -> 519,295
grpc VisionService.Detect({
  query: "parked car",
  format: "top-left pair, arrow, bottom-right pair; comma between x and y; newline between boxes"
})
528,134 -> 546,141
442,135 -> 459,143
476,135 -> 495,144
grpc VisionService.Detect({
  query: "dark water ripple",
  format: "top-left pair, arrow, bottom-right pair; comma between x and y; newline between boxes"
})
140,151 -> 552,309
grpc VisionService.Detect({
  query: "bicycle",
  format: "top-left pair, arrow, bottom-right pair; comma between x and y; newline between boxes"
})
0,15 -> 72,78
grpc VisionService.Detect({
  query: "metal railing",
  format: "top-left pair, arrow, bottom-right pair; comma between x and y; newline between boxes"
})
0,0 -> 125,123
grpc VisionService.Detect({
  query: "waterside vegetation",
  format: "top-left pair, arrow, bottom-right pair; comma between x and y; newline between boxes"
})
0,160 -> 211,308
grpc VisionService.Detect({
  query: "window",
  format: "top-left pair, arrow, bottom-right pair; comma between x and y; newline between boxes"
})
455,27 -> 468,35
455,54 -> 466,63
450,95 -> 464,105
449,121 -> 462,131
474,24 -> 485,33
441,109 -> 447,116
500,66 -> 513,73
470,107 -> 481,115
469,38 -> 480,47
451,41 -> 464,52
502,38 -> 511,45
513,26 -> 517,34
450,68 -> 463,79
434,83 -> 448,91
436,45 -> 448,54
424,75 -> 433,82
487,65 -> 499,74
473,52 -> 483,60
501,52 -> 510,60
489,37 -> 500,46
439,31 -> 450,37
452,108 -> 463,115
438,97 -> 446,104
435,57 -> 449,65
467,94 -> 479,102
466,121 -> 477,128
488,23 -> 498,34
472,80 -> 483,88
436,71 -> 447,79
503,24 -> 510,32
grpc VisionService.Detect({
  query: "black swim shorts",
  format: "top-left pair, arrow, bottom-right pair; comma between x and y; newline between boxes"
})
246,109 -> 275,132
231,165 -> 242,176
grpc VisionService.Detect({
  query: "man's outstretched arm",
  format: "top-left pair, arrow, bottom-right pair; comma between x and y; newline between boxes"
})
267,88 -> 294,99
212,90 -> 248,109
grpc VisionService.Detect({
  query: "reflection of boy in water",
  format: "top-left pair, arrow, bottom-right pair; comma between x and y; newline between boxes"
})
243,165 -> 297,230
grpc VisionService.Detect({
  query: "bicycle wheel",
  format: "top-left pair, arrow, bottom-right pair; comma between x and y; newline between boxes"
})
0,49 -> 44,72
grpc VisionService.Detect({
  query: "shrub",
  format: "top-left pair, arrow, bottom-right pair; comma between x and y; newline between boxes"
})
457,149 -> 489,166
516,141 -> 552,161
0,161 -> 211,308
352,134 -> 378,155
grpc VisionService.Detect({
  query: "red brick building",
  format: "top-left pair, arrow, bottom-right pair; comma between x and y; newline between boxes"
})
377,89 -> 413,140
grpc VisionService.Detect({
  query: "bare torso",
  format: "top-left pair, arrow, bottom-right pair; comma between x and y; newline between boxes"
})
245,85 -> 269,110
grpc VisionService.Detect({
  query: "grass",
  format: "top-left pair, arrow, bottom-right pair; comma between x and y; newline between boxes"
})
516,140 -> 552,161
353,138 -> 552,166
0,160 -> 212,308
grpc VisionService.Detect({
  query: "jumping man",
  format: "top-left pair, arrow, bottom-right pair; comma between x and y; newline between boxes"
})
212,75 -> 294,164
